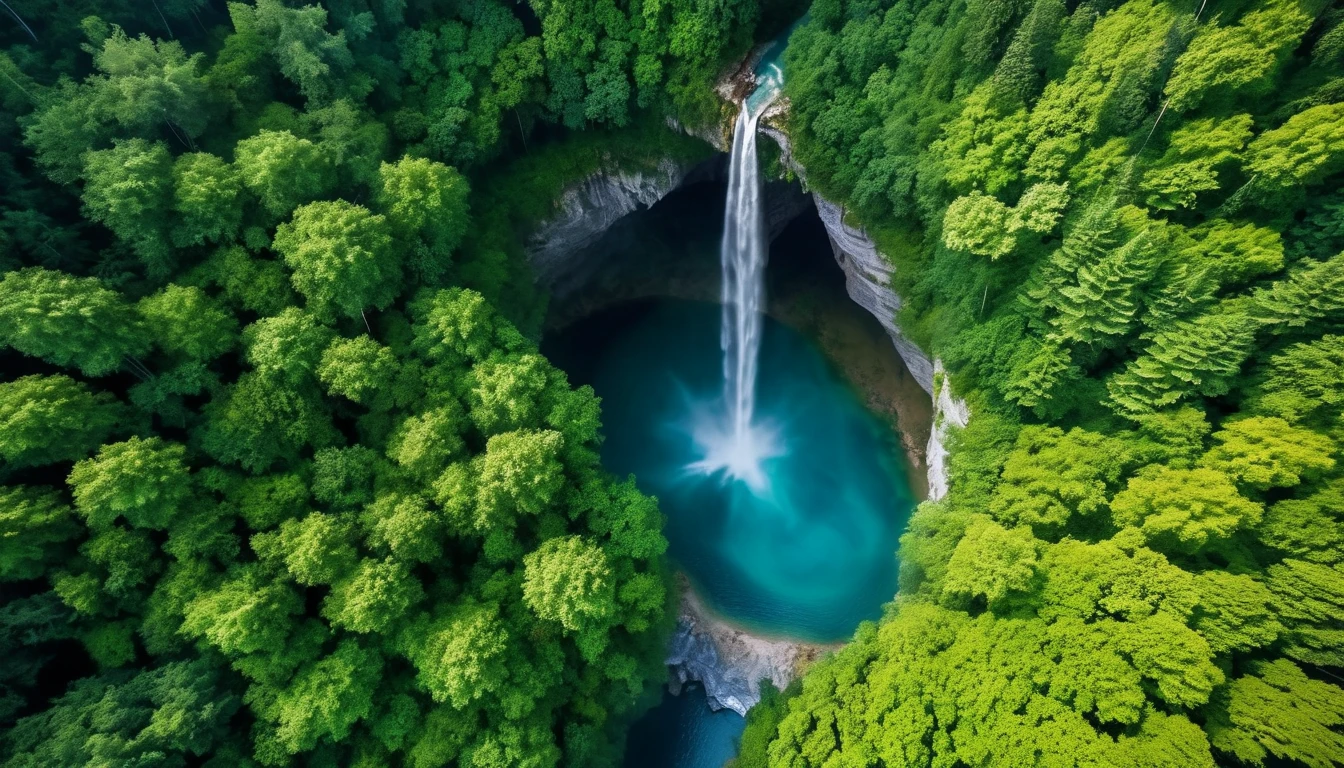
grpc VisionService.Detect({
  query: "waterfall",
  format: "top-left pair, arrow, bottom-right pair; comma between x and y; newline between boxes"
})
719,100 -> 769,444
686,74 -> 784,493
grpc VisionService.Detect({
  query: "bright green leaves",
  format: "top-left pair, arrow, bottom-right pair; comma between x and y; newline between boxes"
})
234,129 -> 333,218
272,512 -> 358,586
1164,0 -> 1312,112
311,446 -> 378,511
137,285 -> 238,362
86,26 -> 214,138
244,308 -> 333,387
1259,479 -> 1344,565
1207,659 -> 1344,768
941,192 -> 1018,259
478,430 -> 566,519
1265,559 -> 1344,669
1139,115 -> 1253,211
0,268 -> 150,377
989,426 -> 1129,532
942,515 -> 1041,608
941,183 -> 1068,259
318,335 -> 399,407
68,437 -> 192,531
274,200 -> 401,320
411,287 -> 520,364
1247,103 -> 1344,192
522,535 -> 615,635
361,494 -> 442,564
181,565 -> 303,657
1119,611 -> 1223,708
1201,417 -> 1335,490
1110,466 -> 1262,552
1039,537 -> 1196,623
246,0 -> 361,104
934,85 -> 1030,195
0,375 -> 121,468
1191,571 -> 1282,654
1254,335 -> 1344,426
1107,304 -> 1258,416
322,556 -> 422,634
170,152 -> 244,247
82,139 -> 174,275
270,640 -> 382,755
389,406 -> 468,482
412,601 -> 510,708
468,353 -> 550,435
377,157 -> 470,276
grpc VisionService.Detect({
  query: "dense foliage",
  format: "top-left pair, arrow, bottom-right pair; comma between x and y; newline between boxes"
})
0,0 -> 797,764
739,0 -> 1344,764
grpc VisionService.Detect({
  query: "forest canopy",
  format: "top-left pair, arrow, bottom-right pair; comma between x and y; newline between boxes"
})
737,0 -> 1344,765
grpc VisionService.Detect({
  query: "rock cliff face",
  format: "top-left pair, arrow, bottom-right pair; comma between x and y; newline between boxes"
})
527,157 -> 700,298
926,360 -> 971,501
665,585 -> 821,715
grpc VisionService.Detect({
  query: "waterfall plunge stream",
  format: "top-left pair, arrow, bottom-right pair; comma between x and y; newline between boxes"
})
686,67 -> 785,493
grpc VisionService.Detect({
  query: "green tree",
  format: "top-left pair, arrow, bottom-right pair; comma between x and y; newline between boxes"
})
989,426 -> 1129,531
411,600 -> 510,708
323,558 -> 423,635
1207,659 -> 1344,768
0,268 -> 150,377
318,335 -> 399,407
1201,417 -> 1335,490
1247,102 -> 1344,191
523,535 -> 615,634
0,375 -> 121,468
1163,0 -> 1312,112
377,157 -> 471,270
1191,571 -> 1281,654
3,660 -> 240,766
68,437 -> 192,531
1110,466 -> 1262,552
942,515 -> 1040,608
233,130 -> 333,217
81,139 -> 174,275
273,200 -> 401,320
137,285 -> 239,362
0,486 -> 79,582
171,152 -> 245,247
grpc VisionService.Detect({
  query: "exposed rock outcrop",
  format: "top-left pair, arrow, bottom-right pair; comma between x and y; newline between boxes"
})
666,583 -> 825,715
527,157 -> 703,297
926,360 -> 971,501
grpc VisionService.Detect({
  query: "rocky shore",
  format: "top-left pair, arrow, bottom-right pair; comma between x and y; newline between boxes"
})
664,578 -> 831,715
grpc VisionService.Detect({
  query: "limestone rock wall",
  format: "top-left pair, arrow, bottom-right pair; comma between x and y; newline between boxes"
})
926,360 -> 971,501
665,587 -> 817,716
527,157 -> 699,297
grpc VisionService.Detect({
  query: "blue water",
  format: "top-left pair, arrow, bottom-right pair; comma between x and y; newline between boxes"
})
551,299 -> 912,642
622,686 -> 745,768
